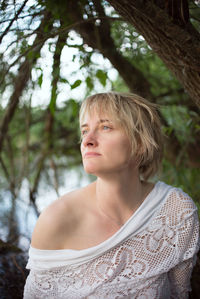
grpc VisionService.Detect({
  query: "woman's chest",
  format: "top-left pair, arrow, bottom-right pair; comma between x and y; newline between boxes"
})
62,211 -> 122,250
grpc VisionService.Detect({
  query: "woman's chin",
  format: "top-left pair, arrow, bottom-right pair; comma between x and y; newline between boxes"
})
83,165 -> 97,174
83,161 -> 99,173
83,165 -> 105,176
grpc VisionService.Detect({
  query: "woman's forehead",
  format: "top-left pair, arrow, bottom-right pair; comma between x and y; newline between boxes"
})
81,110 -> 113,124
81,105 -> 114,120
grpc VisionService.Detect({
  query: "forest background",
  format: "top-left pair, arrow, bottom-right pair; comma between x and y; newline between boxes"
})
0,0 -> 200,298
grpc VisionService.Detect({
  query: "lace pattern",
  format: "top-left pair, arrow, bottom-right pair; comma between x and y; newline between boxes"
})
24,188 -> 200,299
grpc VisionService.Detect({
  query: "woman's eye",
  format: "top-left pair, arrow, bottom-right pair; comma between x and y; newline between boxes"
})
102,125 -> 111,131
81,130 -> 88,136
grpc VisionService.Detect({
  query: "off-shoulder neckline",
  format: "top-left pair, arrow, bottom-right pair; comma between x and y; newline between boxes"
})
30,181 -> 164,254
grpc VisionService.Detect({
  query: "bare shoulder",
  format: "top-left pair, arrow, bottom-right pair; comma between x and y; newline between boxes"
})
31,183 -> 95,250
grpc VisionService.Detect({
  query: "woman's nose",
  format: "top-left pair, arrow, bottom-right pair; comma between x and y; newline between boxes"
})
82,130 -> 98,147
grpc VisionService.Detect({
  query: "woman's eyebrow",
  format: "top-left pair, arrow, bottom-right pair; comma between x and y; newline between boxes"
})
81,123 -> 88,128
81,119 -> 112,128
99,119 -> 111,123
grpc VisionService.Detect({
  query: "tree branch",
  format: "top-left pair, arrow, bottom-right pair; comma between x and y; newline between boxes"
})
0,10 -> 53,153
0,0 -> 29,44
107,0 -> 200,107
65,0 -> 152,98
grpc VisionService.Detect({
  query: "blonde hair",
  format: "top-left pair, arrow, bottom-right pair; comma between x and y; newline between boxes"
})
79,92 -> 163,180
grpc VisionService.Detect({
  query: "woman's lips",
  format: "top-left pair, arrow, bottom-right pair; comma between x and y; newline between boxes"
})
84,152 -> 101,158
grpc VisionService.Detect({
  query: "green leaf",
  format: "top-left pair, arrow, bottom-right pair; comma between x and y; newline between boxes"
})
86,76 -> 94,90
71,79 -> 82,89
60,78 -> 69,84
38,73 -> 43,87
96,70 -> 107,86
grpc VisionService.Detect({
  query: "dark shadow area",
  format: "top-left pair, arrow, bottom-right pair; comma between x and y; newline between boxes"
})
0,240 -> 28,299
190,250 -> 200,299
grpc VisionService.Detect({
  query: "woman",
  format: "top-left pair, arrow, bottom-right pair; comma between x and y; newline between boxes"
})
24,92 -> 199,298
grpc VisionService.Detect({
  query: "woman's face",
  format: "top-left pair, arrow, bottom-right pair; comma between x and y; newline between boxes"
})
80,110 -> 134,176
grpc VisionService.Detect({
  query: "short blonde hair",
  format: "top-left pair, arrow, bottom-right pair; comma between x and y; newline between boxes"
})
79,92 -> 163,180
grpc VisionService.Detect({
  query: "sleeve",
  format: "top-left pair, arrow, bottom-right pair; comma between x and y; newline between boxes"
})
168,255 -> 197,299
23,268 -> 54,299
23,270 -> 37,299
168,190 -> 200,298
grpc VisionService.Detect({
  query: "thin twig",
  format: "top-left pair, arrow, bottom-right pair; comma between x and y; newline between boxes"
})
0,0 -> 29,44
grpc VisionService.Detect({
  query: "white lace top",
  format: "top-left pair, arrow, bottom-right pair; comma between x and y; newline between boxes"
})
23,181 -> 200,299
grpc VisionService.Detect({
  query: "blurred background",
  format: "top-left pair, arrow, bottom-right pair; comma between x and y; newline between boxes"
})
0,0 -> 199,297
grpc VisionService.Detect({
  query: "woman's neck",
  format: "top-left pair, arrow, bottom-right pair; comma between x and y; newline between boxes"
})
95,171 -> 147,226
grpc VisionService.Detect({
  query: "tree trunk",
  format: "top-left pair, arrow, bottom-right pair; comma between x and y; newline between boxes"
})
107,0 -> 200,108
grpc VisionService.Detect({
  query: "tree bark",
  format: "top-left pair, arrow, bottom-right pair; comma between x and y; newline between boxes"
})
107,0 -> 200,108
0,10 -> 53,153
